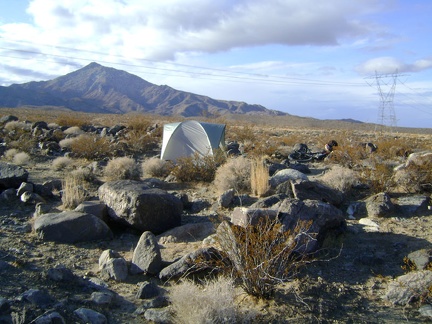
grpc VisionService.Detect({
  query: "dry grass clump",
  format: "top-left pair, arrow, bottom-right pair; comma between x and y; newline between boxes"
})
70,134 -> 112,160
104,157 -> 140,181
56,115 -> 88,127
4,121 -> 30,132
63,126 -> 84,136
58,137 -> 76,149
250,156 -> 270,197
12,152 -> 31,165
319,165 -> 360,193
61,171 -> 90,209
213,156 -> 251,194
51,156 -> 74,171
171,153 -> 218,183
169,276 -> 251,324
4,149 -> 19,161
141,157 -> 173,178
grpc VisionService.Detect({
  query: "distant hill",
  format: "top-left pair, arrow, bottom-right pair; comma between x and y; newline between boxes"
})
0,62 -> 286,117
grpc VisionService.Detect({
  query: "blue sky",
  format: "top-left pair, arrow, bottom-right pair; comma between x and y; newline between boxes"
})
0,0 -> 431,128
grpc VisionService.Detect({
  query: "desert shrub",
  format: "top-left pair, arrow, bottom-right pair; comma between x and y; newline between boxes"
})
61,171 -> 90,209
4,149 -> 19,161
117,116 -> 162,154
59,137 -> 76,149
104,157 -> 140,181
319,165 -> 360,193
4,121 -> 30,133
213,156 -> 251,194
63,126 -> 84,136
12,152 -> 31,165
171,153 -> 217,183
70,134 -> 112,160
52,156 -> 74,171
169,276 -> 253,324
360,159 -> 395,193
393,161 -> 432,193
56,115 -> 88,127
250,156 -> 270,197
216,218 -> 313,299
141,157 -> 174,178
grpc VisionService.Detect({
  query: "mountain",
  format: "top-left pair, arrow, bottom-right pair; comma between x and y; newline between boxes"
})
0,62 -> 286,117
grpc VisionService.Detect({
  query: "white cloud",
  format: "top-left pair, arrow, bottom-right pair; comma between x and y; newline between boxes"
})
357,56 -> 432,74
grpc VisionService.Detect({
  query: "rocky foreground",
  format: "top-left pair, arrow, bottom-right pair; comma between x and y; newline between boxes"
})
0,113 -> 431,323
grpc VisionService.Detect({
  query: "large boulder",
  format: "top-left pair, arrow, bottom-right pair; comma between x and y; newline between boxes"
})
384,270 -> 432,305
365,192 -> 395,217
98,180 -> 183,234
0,162 -> 29,190
291,180 -> 344,207
33,211 -> 113,243
276,198 -> 346,253
269,169 -> 308,188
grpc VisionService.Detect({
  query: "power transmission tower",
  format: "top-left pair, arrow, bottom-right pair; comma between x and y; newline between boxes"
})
365,70 -> 406,133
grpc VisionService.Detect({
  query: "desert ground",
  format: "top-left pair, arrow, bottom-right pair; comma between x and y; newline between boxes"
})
0,108 -> 431,323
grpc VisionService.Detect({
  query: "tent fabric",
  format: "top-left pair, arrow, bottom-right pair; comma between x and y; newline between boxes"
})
160,120 -> 226,161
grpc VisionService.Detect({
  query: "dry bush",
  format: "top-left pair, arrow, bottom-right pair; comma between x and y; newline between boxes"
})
59,137 -> 76,149
51,156 -> 74,171
250,156 -> 270,197
169,276 -> 252,324
63,126 -> 84,136
4,121 -> 30,133
171,153 -> 218,183
213,156 -> 251,194
104,157 -> 140,181
319,165 -> 360,193
4,149 -> 19,161
61,171 -> 90,209
56,115 -> 88,127
360,159 -> 395,193
70,134 -> 112,160
216,218 -> 313,299
12,152 -> 31,165
141,157 -> 174,178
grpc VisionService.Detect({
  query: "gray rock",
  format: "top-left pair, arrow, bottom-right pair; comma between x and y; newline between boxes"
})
218,189 -> 235,208
99,249 -> 128,281
34,311 -> 65,324
98,180 -> 182,234
144,308 -> 172,324
395,195 -> 431,216
0,162 -> 29,190
406,249 -> 432,270
91,292 -> 115,306
20,191 -> 45,204
291,180 -> 344,207
75,200 -> 108,222
136,296 -> 169,311
231,207 -> 278,227
0,188 -> 17,202
269,169 -> 308,188
277,198 -> 346,253
384,270 -> 432,305
21,289 -> 54,307
34,203 -> 52,216
130,231 -> 161,275
46,264 -> 76,282
366,192 -> 394,217
0,115 -> 18,124
74,307 -> 107,324
33,211 -> 113,243
250,193 -> 288,209
157,222 -> 216,244
159,247 -> 223,281
419,304 -> 432,318
136,281 -> 160,299
16,182 -> 33,196
0,297 -> 10,313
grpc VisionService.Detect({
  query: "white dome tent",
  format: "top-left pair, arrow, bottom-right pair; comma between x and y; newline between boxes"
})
160,120 -> 226,161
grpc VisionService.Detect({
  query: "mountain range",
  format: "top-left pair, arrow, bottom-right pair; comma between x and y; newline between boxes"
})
0,62 -> 287,117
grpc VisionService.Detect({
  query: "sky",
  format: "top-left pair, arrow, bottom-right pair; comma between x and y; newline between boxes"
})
0,0 -> 431,128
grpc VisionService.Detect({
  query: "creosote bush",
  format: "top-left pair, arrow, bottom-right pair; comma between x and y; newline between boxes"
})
104,157 -> 140,181
171,153 -> 217,183
216,217 -> 313,299
169,276 -> 253,324
213,156 -> 251,194
70,134 -> 112,160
